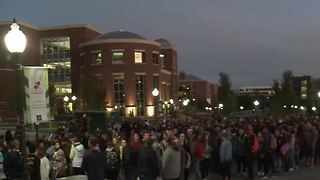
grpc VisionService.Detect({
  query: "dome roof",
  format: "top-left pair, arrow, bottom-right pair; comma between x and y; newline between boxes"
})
156,38 -> 173,48
97,30 -> 146,40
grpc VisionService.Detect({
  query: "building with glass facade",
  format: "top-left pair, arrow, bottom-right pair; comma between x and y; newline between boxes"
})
0,21 -> 177,120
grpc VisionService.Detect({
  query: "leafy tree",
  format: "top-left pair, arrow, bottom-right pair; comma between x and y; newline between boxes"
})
79,74 -> 105,111
217,73 -> 237,115
271,70 -> 299,115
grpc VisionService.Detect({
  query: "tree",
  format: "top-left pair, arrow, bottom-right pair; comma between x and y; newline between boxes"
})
217,73 -> 237,115
79,74 -> 105,111
271,70 -> 299,116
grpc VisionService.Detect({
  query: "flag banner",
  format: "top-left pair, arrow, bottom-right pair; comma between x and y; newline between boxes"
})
24,67 -> 50,124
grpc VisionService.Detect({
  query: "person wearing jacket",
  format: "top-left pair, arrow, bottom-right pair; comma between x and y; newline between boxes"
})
82,136 -> 106,180
161,136 -> 181,180
192,134 -> 205,180
138,136 -> 160,180
52,140 -> 67,178
244,125 -> 255,180
219,130 -> 233,180
69,136 -> 85,175
232,127 -> 245,175
3,140 -> 24,180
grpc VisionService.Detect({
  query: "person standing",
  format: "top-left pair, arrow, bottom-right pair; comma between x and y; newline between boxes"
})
26,144 -> 41,180
3,140 -> 24,180
219,130 -> 233,180
38,148 -> 50,180
52,140 -> 67,178
82,136 -> 106,180
161,136 -> 181,180
69,136 -> 85,175
138,135 -> 160,180
244,125 -> 257,180
105,140 -> 120,180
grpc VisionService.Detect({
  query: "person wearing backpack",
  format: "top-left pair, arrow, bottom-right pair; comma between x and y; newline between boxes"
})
244,124 -> 257,180
69,136 -> 85,175
26,143 -> 41,180
105,140 -> 120,180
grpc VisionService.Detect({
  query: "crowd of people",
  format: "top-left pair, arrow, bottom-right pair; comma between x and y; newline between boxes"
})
0,115 -> 320,180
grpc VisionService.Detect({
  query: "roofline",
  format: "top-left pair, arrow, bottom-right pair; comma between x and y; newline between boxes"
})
161,47 -> 177,51
79,39 -> 161,48
0,20 -> 39,30
40,24 -> 103,34
179,79 -> 217,85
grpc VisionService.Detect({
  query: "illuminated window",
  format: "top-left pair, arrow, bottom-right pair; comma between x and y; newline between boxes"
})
92,51 -> 102,65
112,51 -> 123,62
134,52 -> 145,63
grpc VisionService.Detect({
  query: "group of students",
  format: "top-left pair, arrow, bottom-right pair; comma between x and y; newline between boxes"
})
0,115 -> 320,180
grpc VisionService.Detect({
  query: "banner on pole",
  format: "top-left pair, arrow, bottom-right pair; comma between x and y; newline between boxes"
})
24,67 -> 50,124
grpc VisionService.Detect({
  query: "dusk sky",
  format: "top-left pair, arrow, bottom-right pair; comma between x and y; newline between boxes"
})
1,0 -> 320,88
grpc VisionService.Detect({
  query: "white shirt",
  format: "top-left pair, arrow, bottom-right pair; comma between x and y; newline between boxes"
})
40,156 -> 50,180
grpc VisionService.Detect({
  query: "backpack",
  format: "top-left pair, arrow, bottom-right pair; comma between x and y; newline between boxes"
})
106,150 -> 119,170
252,134 -> 260,153
270,135 -> 277,150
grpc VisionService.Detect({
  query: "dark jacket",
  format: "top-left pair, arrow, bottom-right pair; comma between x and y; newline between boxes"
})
138,145 -> 159,178
26,153 -> 41,180
3,150 -> 24,179
82,149 -> 106,180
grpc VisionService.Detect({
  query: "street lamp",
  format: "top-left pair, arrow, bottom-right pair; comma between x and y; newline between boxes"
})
240,106 -> 244,110
312,107 -> 317,111
182,99 -> 189,106
169,99 -> 174,104
152,88 -> 159,120
318,91 -> 320,98
218,103 -> 223,109
71,95 -> 77,101
5,19 -> 28,179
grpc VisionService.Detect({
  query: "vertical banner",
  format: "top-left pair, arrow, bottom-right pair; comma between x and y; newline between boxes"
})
24,67 -> 50,124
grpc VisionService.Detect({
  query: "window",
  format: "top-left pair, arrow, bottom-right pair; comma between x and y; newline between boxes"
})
92,51 -> 102,65
113,75 -> 125,107
152,53 -> 159,64
40,37 -> 71,95
112,51 -> 124,62
301,80 -> 307,86
134,52 -> 145,63
136,75 -> 145,116
153,76 -> 159,89
159,54 -> 165,68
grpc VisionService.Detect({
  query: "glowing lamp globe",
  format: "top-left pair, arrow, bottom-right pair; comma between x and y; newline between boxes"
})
152,88 -> 159,97
71,95 -> 77,101
5,21 -> 27,53
63,96 -> 69,102
253,100 -> 260,106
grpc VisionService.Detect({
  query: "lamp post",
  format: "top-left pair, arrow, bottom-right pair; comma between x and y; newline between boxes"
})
63,95 -> 69,113
71,95 -> 77,111
253,100 -> 260,111
152,88 -> 159,120
5,19 -> 28,179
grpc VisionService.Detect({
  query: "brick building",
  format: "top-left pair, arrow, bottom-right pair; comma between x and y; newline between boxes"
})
178,71 -> 218,105
0,20 -> 177,120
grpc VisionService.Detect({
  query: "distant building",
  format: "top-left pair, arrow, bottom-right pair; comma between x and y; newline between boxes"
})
238,86 -> 275,97
178,72 -> 218,105
293,75 -> 311,107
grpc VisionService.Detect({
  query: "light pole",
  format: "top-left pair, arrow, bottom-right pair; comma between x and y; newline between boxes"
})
152,88 -> 159,120
5,19 -> 28,179
71,95 -> 77,111
63,95 -> 69,113
253,100 -> 260,111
